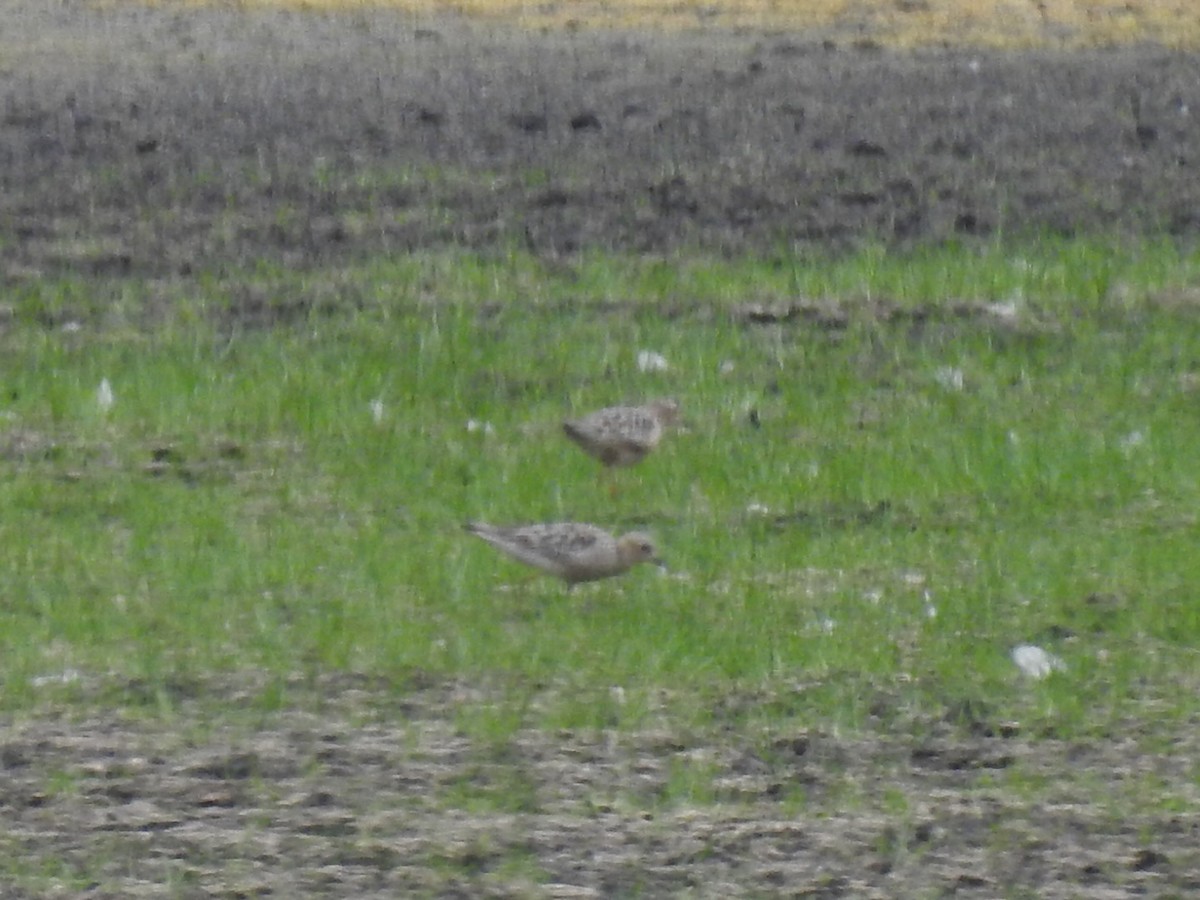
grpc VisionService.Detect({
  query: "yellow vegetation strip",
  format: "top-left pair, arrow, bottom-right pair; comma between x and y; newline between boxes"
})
147,0 -> 1200,48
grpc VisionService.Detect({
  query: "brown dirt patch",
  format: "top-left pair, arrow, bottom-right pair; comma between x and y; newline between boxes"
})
2,675 -> 1198,897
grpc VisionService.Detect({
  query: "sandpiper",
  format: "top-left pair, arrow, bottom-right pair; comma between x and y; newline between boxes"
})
464,521 -> 664,586
562,399 -> 680,486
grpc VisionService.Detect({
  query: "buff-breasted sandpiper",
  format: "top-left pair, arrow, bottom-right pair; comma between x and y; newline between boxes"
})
464,521 -> 664,586
562,399 -> 680,470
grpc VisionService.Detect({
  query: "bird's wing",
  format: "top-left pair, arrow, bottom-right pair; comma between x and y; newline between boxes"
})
518,524 -> 604,563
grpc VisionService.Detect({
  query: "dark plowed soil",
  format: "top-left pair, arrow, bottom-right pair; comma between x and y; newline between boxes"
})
2,676 -> 1198,897
4,2 -> 1200,282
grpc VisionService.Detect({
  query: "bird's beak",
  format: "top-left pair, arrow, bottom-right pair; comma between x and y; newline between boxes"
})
653,557 -> 669,573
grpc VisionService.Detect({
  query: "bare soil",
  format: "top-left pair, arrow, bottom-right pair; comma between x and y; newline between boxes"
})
3,675 -> 1199,897
4,2 -> 1200,282
4,2 -> 1200,895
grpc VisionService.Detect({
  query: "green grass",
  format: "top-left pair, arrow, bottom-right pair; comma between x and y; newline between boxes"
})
3,236 -> 1200,739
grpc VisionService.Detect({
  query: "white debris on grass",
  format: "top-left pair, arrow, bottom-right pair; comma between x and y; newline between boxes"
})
1118,429 -> 1147,455
933,366 -> 964,391
1011,644 -> 1066,679
718,360 -> 736,376
745,502 -> 772,516
466,419 -> 495,436
985,300 -> 1021,323
96,378 -> 115,412
369,398 -> 385,424
636,349 -> 669,373
31,669 -> 83,689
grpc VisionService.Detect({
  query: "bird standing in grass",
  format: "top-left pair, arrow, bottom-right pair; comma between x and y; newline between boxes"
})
464,521 -> 664,586
562,399 -> 680,492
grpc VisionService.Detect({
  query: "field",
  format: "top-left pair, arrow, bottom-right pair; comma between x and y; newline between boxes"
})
165,0 -> 1200,48
4,0 -> 1200,896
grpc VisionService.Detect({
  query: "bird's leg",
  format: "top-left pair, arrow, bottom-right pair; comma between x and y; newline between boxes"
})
602,467 -> 620,498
